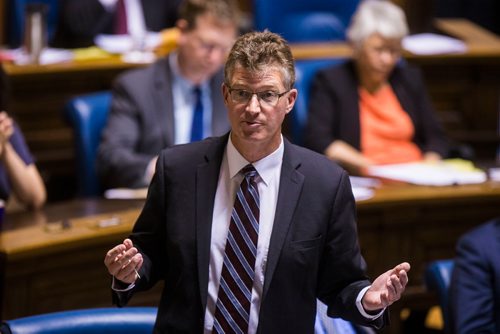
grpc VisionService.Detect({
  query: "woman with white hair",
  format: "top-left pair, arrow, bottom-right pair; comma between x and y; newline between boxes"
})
304,0 -> 449,174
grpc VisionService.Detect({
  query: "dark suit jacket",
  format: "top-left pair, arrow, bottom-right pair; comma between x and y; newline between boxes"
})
113,134 -> 387,333
52,0 -> 181,48
304,60 -> 449,158
96,56 -> 230,189
450,217 -> 500,333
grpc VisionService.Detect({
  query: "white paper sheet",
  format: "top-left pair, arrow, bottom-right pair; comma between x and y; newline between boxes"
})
402,33 -> 467,55
367,161 -> 486,186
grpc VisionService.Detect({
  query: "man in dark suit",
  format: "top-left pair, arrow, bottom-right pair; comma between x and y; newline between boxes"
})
96,0 -> 239,189
53,0 -> 182,48
450,217 -> 500,333
104,31 -> 410,333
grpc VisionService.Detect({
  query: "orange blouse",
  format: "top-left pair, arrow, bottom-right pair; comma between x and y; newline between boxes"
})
359,84 -> 423,164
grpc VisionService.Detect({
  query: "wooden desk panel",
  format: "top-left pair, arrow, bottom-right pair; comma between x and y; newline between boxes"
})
358,182 -> 500,282
0,199 -> 158,320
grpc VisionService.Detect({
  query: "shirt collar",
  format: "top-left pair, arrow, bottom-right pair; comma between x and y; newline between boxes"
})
226,134 -> 284,186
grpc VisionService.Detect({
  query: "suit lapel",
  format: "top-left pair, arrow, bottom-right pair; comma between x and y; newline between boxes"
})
153,56 -> 175,146
262,140 -> 304,298
195,135 -> 228,310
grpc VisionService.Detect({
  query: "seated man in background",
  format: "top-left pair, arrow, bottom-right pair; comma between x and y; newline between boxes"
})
97,0 -> 240,190
52,0 -> 182,48
450,217 -> 500,333
304,0 -> 449,175
0,111 -> 46,209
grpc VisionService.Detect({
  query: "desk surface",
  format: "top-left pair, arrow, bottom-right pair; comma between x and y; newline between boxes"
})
2,181 -> 500,258
0,199 -> 144,259
360,179 -> 500,207
291,19 -> 500,61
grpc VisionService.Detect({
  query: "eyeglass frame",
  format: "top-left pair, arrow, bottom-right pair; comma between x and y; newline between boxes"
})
225,85 -> 291,107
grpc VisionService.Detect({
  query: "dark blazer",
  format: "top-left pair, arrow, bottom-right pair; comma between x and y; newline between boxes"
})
113,134 -> 387,333
450,217 -> 500,333
304,60 -> 449,158
96,56 -> 230,189
52,0 -> 181,48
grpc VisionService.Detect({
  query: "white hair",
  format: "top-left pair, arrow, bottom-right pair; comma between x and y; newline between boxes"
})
346,0 -> 409,46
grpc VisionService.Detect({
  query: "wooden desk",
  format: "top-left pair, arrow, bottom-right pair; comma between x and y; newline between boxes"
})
357,181 -> 500,333
1,19 -> 499,197
291,19 -> 500,60
2,182 -> 500,333
0,199 -> 149,321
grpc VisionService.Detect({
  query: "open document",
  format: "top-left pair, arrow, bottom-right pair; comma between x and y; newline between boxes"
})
366,160 -> 487,186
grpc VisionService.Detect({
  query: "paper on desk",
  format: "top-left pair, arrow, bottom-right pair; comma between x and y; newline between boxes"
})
351,186 -> 375,201
349,176 -> 379,201
9,48 -> 74,65
367,160 -> 487,186
104,188 -> 148,199
402,33 -> 467,55
73,46 -> 114,61
94,33 -> 161,54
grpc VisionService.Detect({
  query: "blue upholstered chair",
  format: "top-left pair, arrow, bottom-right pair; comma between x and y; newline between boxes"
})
64,91 -> 112,197
424,259 -> 455,333
315,300 -> 373,334
290,58 -> 345,145
7,0 -> 59,47
253,0 -> 360,43
0,307 -> 157,334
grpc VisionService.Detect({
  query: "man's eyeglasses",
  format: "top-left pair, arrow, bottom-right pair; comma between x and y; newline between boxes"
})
227,86 -> 290,107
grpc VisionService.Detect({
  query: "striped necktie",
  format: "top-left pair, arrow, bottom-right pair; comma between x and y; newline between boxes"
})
213,165 -> 260,333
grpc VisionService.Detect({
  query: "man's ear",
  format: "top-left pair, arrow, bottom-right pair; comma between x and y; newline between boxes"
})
285,88 -> 298,114
175,19 -> 189,44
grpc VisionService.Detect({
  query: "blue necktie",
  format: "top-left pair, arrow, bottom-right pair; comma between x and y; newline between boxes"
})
213,165 -> 260,334
190,86 -> 204,142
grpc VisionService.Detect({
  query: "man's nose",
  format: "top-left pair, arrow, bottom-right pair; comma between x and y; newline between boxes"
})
246,94 -> 261,113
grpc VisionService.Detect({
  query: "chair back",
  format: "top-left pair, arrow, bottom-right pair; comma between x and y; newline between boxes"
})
7,0 -> 59,47
290,58 -> 345,145
253,0 -> 360,42
64,91 -> 112,197
0,307 -> 157,334
424,259 -> 455,333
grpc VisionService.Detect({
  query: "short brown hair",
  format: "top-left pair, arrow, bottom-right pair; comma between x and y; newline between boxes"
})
178,0 -> 241,30
224,31 -> 296,90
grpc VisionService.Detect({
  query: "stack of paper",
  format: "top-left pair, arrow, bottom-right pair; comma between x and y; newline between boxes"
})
367,160 -> 487,186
